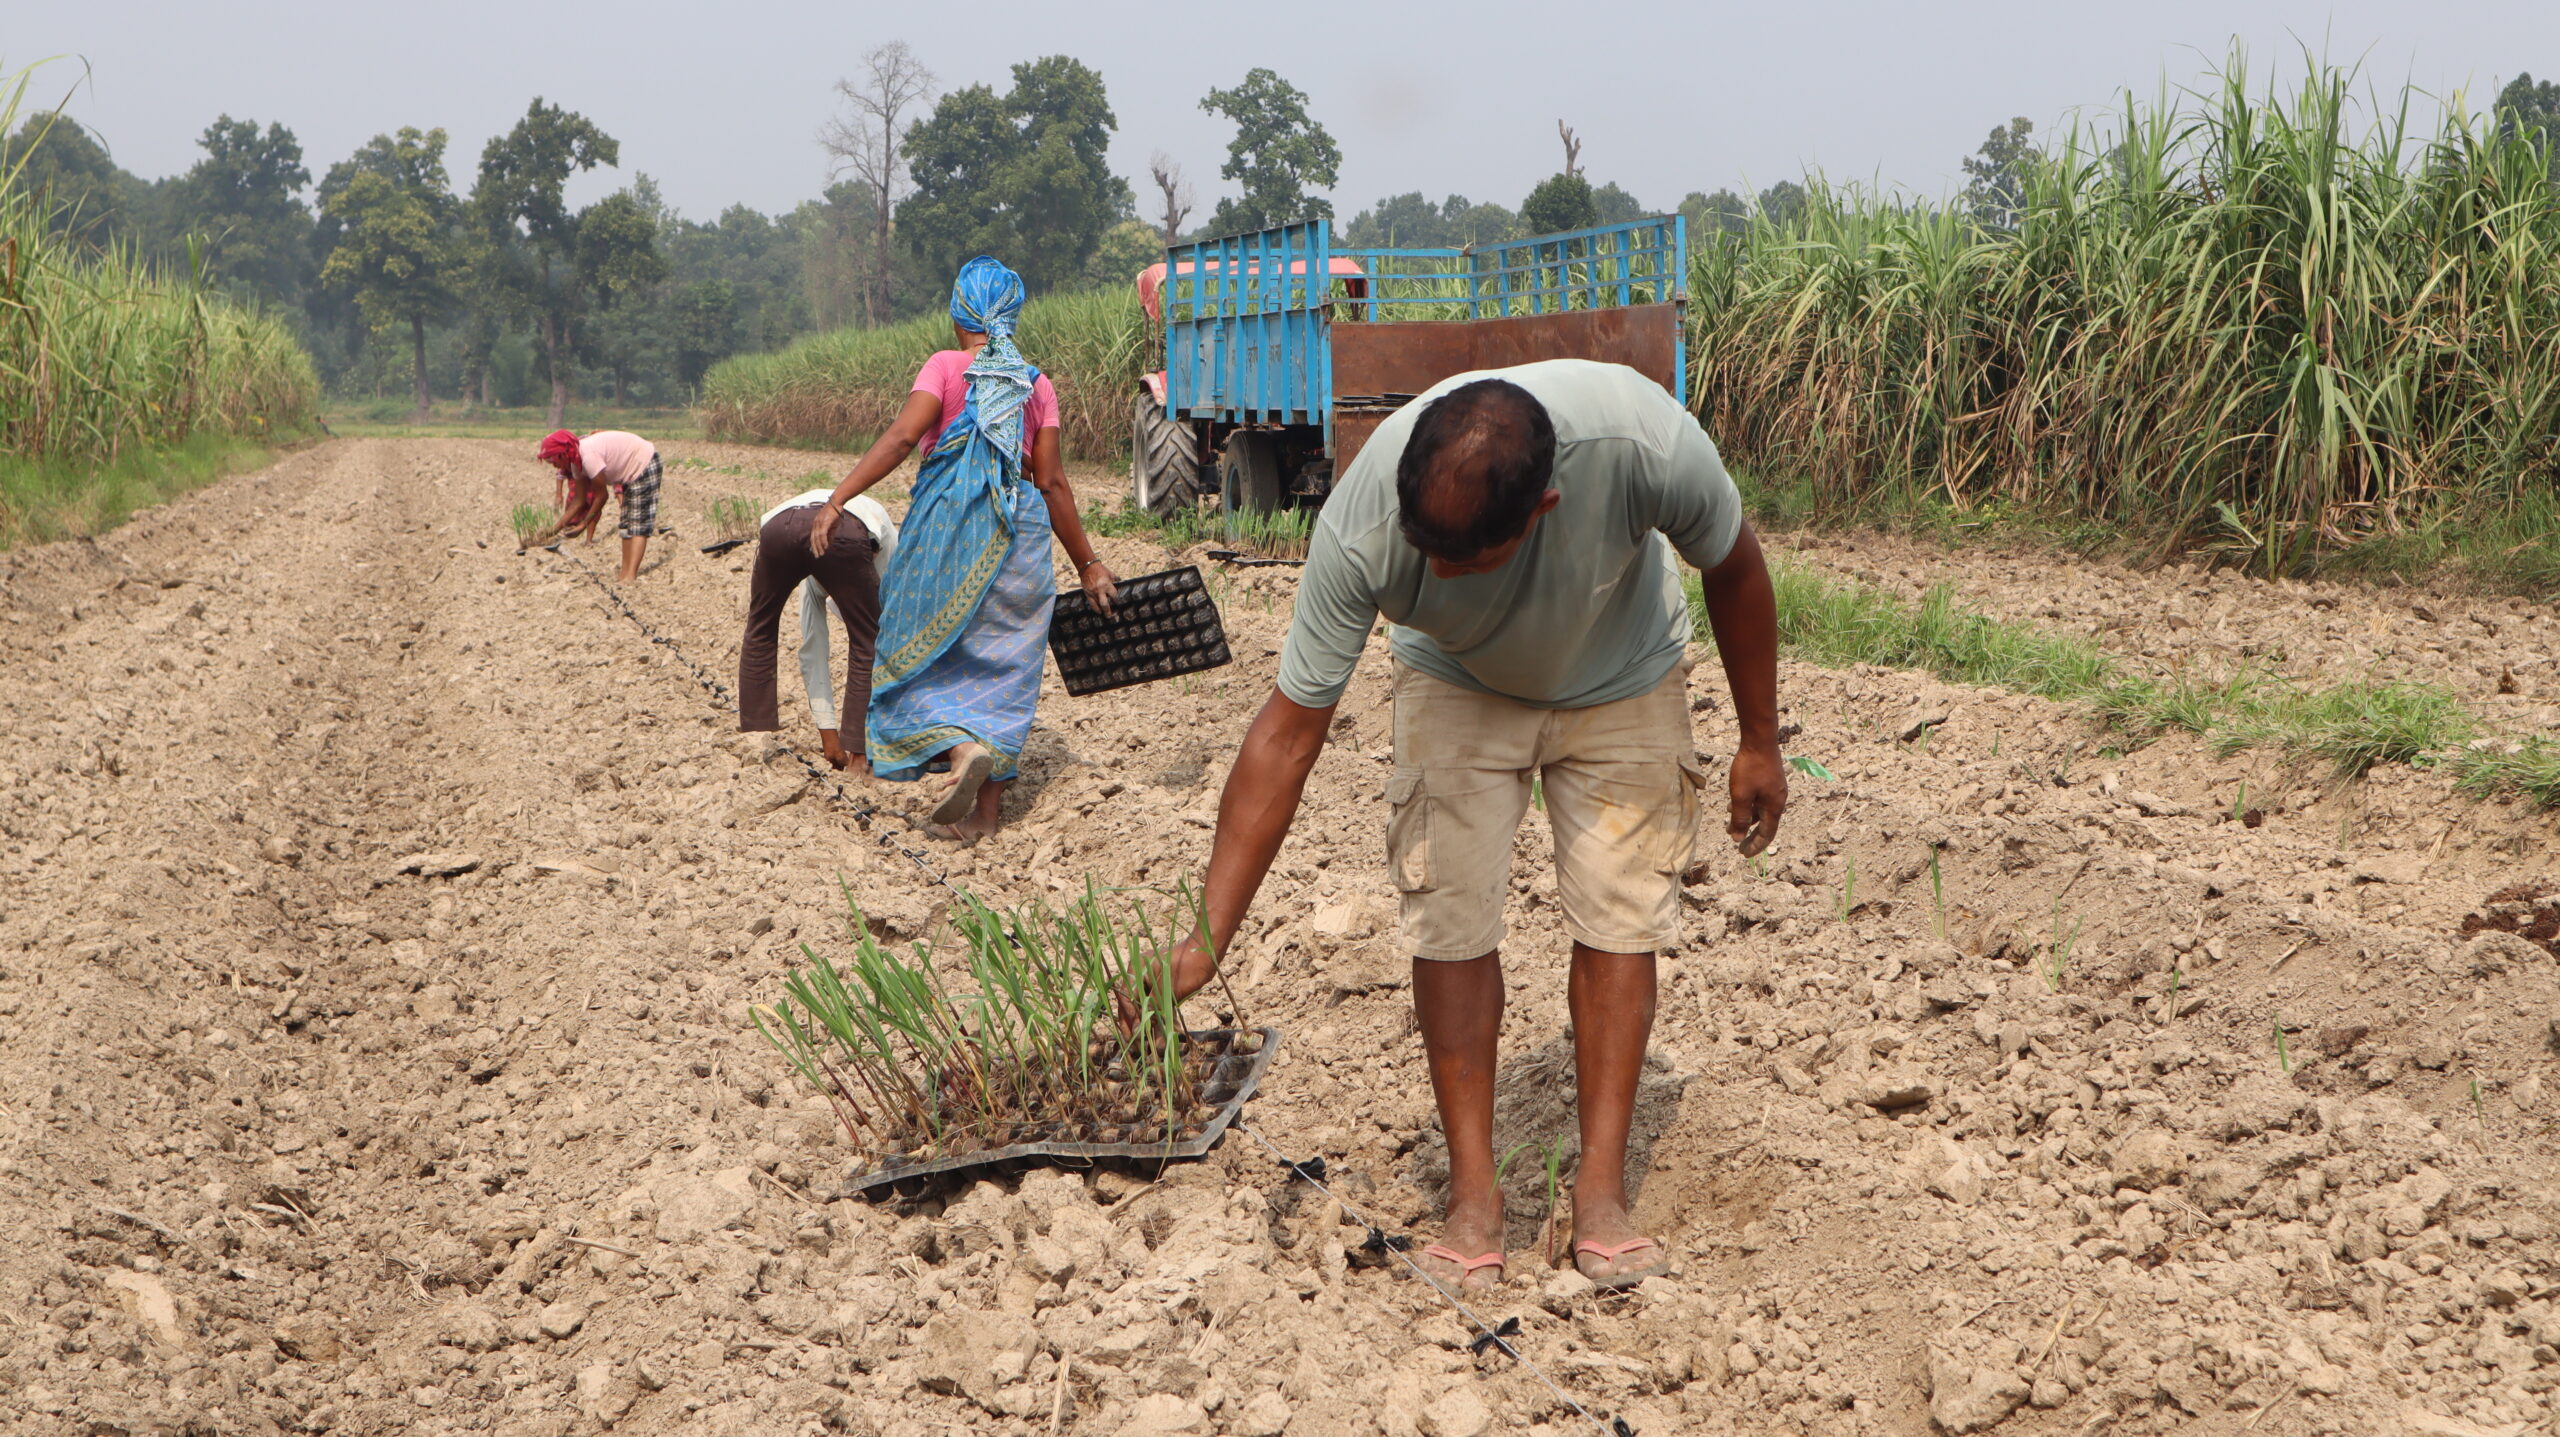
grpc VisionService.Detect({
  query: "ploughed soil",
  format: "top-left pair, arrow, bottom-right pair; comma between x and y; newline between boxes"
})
2,438 -> 2555,1437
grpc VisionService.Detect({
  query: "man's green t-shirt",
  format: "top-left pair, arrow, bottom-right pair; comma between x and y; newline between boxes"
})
1275,359 -> 1744,711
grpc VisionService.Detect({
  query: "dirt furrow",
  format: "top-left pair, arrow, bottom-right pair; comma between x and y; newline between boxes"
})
2,440 -> 2555,1437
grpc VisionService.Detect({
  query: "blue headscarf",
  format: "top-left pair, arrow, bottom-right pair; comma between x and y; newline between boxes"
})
948,256 -> 1035,464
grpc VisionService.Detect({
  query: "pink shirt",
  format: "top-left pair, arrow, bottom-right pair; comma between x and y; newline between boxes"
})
910,349 -> 1060,456
575,430 -> 655,488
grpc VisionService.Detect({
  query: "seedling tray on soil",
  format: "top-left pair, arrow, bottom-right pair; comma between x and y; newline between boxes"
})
1049,565 -> 1232,696
834,1026 -> 1279,1199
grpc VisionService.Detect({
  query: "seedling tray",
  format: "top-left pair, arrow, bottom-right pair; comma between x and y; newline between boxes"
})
1049,565 -> 1232,696
833,1026 -> 1280,1198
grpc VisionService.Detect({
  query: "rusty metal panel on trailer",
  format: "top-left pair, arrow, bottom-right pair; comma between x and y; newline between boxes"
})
1155,214 -> 1688,489
1327,305 -> 1683,473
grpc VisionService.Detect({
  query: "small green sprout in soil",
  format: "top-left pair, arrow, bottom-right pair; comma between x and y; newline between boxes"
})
1838,857 -> 1857,921
751,882 -> 1247,1166
1539,1137 -> 1570,1269
707,495 -> 763,544
1786,755 -> 1837,782
1222,506 -> 1315,561
1927,847 -> 1947,940
2273,1017 -> 2292,1073
2043,900 -> 2082,991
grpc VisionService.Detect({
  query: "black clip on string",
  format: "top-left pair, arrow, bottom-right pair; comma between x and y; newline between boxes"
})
547,547 -> 964,902
1234,1120 -> 1629,1436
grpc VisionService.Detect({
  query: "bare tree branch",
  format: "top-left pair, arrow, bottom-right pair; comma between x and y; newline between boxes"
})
818,41 -> 936,324
1148,151 -> 1194,245
1558,120 -> 1582,179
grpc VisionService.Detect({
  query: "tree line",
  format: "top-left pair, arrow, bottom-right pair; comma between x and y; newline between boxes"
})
18,49 -> 2552,424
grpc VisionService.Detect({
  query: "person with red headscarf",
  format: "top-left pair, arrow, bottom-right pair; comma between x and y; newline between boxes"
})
537,429 -> 663,580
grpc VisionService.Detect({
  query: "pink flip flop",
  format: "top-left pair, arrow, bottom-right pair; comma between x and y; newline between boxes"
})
1421,1244 -> 1507,1287
1573,1236 -> 1670,1290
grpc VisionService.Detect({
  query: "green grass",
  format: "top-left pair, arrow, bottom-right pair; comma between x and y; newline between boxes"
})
1690,52 -> 2560,582
706,495 -> 763,543
0,67 -> 318,546
703,287 -> 1145,462
321,402 -> 703,442
1218,506 -> 1314,559
1695,559 -> 2560,807
0,432 -> 279,551
509,502 -> 547,548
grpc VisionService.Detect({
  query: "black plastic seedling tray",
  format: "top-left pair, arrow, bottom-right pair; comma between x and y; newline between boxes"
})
834,1026 -> 1280,1198
1049,565 -> 1232,696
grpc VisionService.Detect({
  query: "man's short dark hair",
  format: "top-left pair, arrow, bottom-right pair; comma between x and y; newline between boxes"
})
1395,378 -> 1556,560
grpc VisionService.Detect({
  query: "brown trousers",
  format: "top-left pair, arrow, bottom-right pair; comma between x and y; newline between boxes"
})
737,505 -> 881,745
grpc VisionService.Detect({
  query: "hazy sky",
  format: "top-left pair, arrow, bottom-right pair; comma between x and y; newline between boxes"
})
18,2 -> 2556,224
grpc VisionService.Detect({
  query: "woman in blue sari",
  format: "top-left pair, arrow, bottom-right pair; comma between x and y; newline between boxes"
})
804,256 -> 1119,841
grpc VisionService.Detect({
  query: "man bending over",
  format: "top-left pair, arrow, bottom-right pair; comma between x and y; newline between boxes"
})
1164,360 -> 1787,1292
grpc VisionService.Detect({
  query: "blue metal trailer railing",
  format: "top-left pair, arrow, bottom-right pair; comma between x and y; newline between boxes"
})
1162,214 -> 1687,471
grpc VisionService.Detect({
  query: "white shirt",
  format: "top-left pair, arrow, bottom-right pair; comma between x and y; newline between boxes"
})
763,489 -> 899,729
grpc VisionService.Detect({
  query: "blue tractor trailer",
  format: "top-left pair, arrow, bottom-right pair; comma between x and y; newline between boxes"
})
1129,215 -> 1688,515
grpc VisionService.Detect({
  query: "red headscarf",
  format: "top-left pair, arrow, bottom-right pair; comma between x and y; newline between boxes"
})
538,429 -> 581,471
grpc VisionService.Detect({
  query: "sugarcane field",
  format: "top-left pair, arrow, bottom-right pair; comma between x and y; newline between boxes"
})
7,13 -> 2560,1437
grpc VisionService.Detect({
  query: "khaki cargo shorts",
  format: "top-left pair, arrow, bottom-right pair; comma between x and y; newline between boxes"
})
1386,662 -> 1706,960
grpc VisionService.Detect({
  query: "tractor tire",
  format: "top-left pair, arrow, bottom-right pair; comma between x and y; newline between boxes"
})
1219,431 -> 1284,515
1130,392 -> 1202,517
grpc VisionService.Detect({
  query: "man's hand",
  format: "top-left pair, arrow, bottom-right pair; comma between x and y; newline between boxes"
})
1728,744 -> 1788,856
819,729 -> 849,770
1115,689 -> 1336,1030
1698,521 -> 1785,856
808,504 -> 841,558
1114,937 -> 1218,1031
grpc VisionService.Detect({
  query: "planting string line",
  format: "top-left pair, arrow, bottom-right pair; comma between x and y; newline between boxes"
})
543,546 -> 965,903
1229,1119 -> 1629,1437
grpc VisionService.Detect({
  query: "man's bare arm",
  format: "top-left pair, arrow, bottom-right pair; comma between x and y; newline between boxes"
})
1698,520 -> 1787,855
1168,688 -> 1336,997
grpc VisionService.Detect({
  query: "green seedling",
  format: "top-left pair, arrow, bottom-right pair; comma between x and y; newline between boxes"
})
1531,776 -> 1544,812
510,503 -> 547,548
1221,506 -> 1315,561
706,495 -> 763,544
1750,854 -> 1768,879
750,880 -> 1233,1163
2231,780 -> 2248,824
2470,1078 -> 2489,1130
1838,857 -> 1857,921
1538,1138 -> 1570,1269
1927,847 -> 1946,941
2272,1016 -> 2291,1073
2042,899 -> 2082,991
1785,755 -> 1837,782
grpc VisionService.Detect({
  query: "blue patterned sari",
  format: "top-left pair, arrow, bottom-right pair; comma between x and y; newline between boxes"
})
867,258 -> 1054,783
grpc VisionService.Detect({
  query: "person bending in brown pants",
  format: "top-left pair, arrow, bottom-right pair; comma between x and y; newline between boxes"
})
739,492 -> 886,773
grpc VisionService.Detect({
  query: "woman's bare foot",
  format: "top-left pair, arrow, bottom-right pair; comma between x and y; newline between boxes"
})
1417,1184 -> 1506,1295
1569,1189 -> 1669,1289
